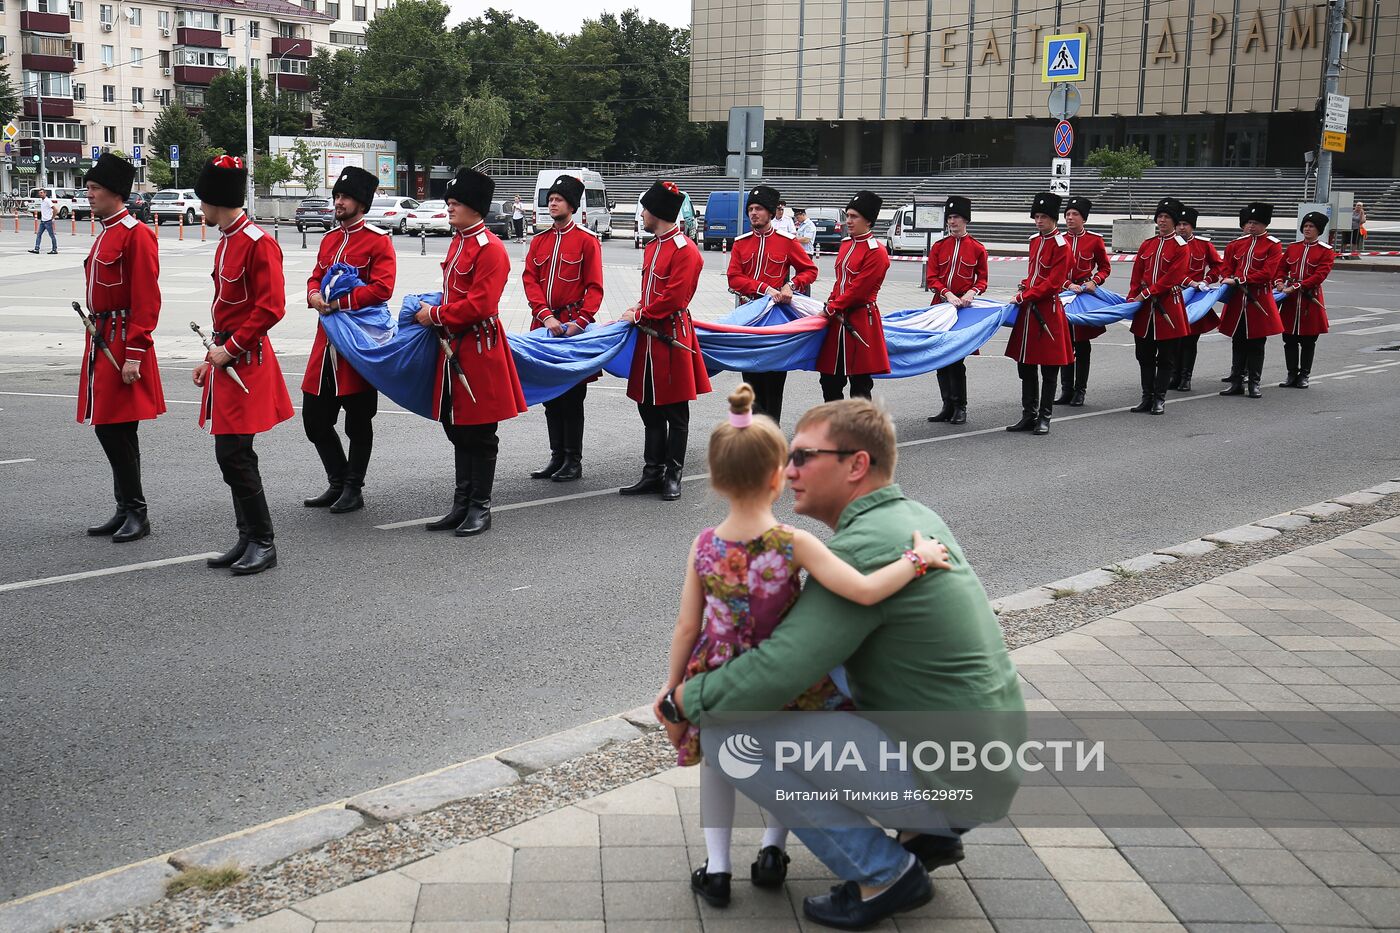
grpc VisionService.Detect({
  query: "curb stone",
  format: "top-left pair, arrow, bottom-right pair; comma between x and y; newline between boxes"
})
1203,524 -> 1281,545
170,810 -> 367,873
345,758 -> 520,823
9,480 -> 1400,933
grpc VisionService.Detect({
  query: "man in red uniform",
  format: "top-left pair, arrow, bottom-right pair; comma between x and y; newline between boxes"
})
1275,211 -> 1335,389
523,174 -> 604,481
193,156 -> 296,575
925,195 -> 987,425
78,153 -> 166,543
302,166 -> 396,514
1007,192 -> 1072,436
416,167 -> 527,536
1172,206 -> 1223,392
1126,198 -> 1191,416
1057,196 -> 1111,408
819,190 -> 891,402
1218,202 -> 1284,399
619,180 -> 709,501
727,184 -> 817,424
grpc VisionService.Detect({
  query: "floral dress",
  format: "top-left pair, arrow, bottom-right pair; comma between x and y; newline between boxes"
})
677,524 -> 850,765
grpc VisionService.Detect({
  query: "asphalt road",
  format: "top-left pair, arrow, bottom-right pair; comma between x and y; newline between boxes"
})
2,226 -> 1399,901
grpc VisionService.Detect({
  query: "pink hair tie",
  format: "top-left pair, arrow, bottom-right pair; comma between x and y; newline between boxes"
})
729,412 -> 753,428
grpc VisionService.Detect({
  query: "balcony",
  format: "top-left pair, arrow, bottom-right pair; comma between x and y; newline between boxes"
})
177,26 -> 224,48
20,10 -> 71,32
271,36 -> 312,58
21,53 -> 76,73
275,72 -> 310,92
173,65 -> 226,85
23,96 -> 75,118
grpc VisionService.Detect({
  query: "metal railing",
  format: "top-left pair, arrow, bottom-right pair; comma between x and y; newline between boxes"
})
471,158 -> 721,177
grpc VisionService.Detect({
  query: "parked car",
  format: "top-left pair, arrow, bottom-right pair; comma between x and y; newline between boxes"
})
406,199 -> 451,236
635,191 -> 697,249
365,196 -> 418,235
885,202 -> 943,255
807,207 -> 846,254
701,190 -> 751,250
483,199 -> 515,240
150,189 -> 203,226
124,191 -> 154,223
295,197 -> 335,232
29,187 -> 88,220
533,168 -> 612,238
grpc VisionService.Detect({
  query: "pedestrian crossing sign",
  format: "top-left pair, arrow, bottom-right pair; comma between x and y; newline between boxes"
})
1042,33 -> 1087,82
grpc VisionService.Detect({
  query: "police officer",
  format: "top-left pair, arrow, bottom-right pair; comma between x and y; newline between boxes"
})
924,195 -> 987,424
1057,196 -> 1110,407
1276,211 -> 1335,389
78,153 -> 166,542
1126,198 -> 1191,416
728,184 -> 817,424
1007,193 -> 1072,436
417,167 -> 528,536
522,174 -> 604,481
1219,203 -> 1284,399
193,156 -> 296,575
302,166 -> 396,514
819,190 -> 891,401
619,181 -> 709,501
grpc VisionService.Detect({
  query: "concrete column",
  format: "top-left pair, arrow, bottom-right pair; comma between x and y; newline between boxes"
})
881,122 -> 902,175
1391,120 -> 1400,178
843,122 -> 861,175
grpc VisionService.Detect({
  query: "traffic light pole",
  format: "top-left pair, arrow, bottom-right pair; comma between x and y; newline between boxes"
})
1315,0 -> 1346,203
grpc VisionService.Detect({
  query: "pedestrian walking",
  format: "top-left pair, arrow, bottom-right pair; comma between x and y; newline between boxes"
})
511,195 -> 526,242
30,188 -> 58,254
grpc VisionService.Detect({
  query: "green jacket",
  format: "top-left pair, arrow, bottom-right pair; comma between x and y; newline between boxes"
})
685,485 -> 1026,819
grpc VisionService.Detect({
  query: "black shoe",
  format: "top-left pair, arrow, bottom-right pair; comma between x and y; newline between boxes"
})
661,465 -> 683,501
1297,373 -> 1310,388
530,452 -> 565,479
1220,374 -> 1236,383
801,862 -> 933,930
1149,396 -> 1166,415
111,507 -> 150,543
49,250 -> 58,255
1069,389 -> 1086,407
1246,381 -> 1263,399
950,405 -> 967,425
1032,415 -> 1050,435
900,833 -> 966,870
87,508 -> 126,536
27,249 -> 39,254
1279,373 -> 1300,388
1005,412 -> 1036,432
426,503 -> 469,530
1129,395 -> 1152,413
619,467 -> 664,496
455,503 -> 491,536
751,846 -> 790,888
206,535 -> 249,568
455,455 -> 495,535
927,401 -> 954,423
303,485 -> 343,508
1054,388 -> 1074,405
1167,376 -> 1181,391
551,454 -> 582,483
1176,375 -> 1193,392
230,539 -> 277,575
691,864 -> 732,908
329,485 -> 364,513
1220,380 -> 1245,396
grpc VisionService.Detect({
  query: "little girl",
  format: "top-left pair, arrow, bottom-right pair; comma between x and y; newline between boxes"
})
656,384 -> 951,908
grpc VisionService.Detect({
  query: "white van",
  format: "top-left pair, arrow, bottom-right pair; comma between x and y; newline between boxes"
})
533,168 -> 612,239
885,202 -> 944,255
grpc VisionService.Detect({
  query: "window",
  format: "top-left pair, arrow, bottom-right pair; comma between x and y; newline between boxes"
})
23,35 -> 74,56
101,45 -> 113,65
158,9 -> 168,30
22,120 -> 86,141
73,82 -> 86,100
22,70 -> 73,97
102,84 -> 115,102
131,87 -> 143,104
330,30 -> 365,46
158,50 -> 169,67
103,125 -> 117,144
325,2 -> 338,17
301,0 -> 316,11
176,85 -> 206,107
274,57 -> 308,74
176,9 -> 218,29
279,22 -> 296,38
153,88 -> 169,106
127,6 -> 138,24
178,47 -> 228,67
133,127 -> 145,146
248,20 -> 259,37
130,47 -> 143,65
225,17 -> 235,35
72,41 -> 84,61
352,3 -> 365,20
69,0 -> 83,19
26,0 -> 61,11
99,2 -> 111,22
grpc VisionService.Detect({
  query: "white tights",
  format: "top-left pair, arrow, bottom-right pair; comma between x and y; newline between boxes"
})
699,759 -> 789,874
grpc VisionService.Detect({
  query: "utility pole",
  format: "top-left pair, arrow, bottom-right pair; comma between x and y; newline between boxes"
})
36,86 -> 47,190
244,25 -> 255,216
1315,0 -> 1346,203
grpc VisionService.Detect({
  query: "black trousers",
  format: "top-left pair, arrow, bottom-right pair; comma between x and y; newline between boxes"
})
1228,334 -> 1267,382
740,370 -> 789,424
1134,335 -> 1177,398
94,421 -> 141,505
443,421 -> 499,462
1174,334 -> 1201,379
1060,340 -> 1092,391
1281,334 -> 1318,375
302,371 -> 378,487
936,358 -> 967,402
542,381 -> 588,450
215,434 -> 262,500
638,401 -> 690,467
1016,363 -> 1057,414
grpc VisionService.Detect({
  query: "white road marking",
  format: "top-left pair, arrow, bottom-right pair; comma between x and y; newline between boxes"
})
0,390 -> 419,415
0,458 -> 36,465
0,552 -> 222,594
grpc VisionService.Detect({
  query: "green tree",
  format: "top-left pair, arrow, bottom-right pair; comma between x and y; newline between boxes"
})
308,47 -> 362,134
288,138 -> 322,193
447,87 -> 512,167
553,21 -> 619,160
594,11 -> 702,163
454,10 -> 562,160
199,69 -> 304,155
0,62 -> 19,126
253,152 -> 293,192
1086,145 -> 1156,218
147,102 -> 208,188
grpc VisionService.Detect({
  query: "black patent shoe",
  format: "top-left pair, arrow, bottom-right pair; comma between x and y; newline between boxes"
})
900,833 -> 966,870
751,845 -> 790,888
530,452 -> 565,479
551,456 -> 582,483
111,511 -> 150,543
1129,395 -> 1152,413
1032,416 -> 1050,436
691,864 -> 732,908
87,509 -> 126,536
1220,381 -> 1245,396
1005,413 -> 1036,432
455,503 -> 491,536
303,485 -> 343,507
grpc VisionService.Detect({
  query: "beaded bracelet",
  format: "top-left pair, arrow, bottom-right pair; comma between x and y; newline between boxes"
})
903,549 -> 929,577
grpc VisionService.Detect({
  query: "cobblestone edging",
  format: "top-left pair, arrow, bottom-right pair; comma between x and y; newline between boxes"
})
8,480 -> 1399,933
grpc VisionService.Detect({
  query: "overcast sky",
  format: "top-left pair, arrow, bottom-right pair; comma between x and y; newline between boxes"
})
446,0 -> 691,32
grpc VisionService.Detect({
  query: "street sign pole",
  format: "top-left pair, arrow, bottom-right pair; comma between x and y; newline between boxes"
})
1315,0 -> 1346,203
726,106 -> 764,246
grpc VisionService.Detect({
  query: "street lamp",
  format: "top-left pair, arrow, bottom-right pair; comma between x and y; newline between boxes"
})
18,78 -> 49,191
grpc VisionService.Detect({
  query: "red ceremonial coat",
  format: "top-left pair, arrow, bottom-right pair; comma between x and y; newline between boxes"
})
198,214 -> 295,435
425,221 -> 527,425
1007,232 -> 1073,366
77,209 -> 166,425
627,226 -> 711,405
818,233 -> 892,376
523,219 -> 604,328
1278,239 -> 1334,336
726,227 -> 818,300
1128,234 -> 1191,341
1183,236 -> 1226,335
1219,234 -> 1284,339
302,219 -> 397,396
1065,229 -> 1111,341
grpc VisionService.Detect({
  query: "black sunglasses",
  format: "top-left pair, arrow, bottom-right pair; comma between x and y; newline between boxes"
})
787,448 -> 877,468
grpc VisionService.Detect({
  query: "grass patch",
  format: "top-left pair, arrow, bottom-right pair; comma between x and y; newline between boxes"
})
166,864 -> 246,896
1110,566 -> 1140,581
1050,588 -> 1077,600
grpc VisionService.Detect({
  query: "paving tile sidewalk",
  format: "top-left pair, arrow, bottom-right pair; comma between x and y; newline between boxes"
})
226,515 -> 1400,933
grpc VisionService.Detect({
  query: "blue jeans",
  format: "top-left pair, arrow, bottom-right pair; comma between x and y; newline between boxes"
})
699,712 -> 958,887
35,220 -> 56,251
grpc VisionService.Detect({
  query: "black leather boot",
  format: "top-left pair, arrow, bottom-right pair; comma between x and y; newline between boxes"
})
111,450 -> 150,543
1007,373 -> 1037,431
1071,351 -> 1090,406
1033,369 -> 1053,434
1033,406 -> 1051,435
456,456 -> 494,536
88,476 -> 126,536
1298,341 -> 1314,388
330,439 -> 370,513
1246,376 -> 1264,399
426,449 -> 472,530
1150,395 -> 1167,414
1054,364 -> 1074,405
1177,374 -> 1192,392
928,370 -> 954,422
1130,359 -> 1153,411
551,416 -> 583,482
620,422 -> 666,495
660,421 -> 687,501
1149,356 -> 1171,415
230,490 -> 277,575
950,368 -> 968,424
208,494 -> 249,567
1220,378 -> 1245,396
531,412 -> 566,478
304,432 -> 346,506
1280,339 -> 1299,387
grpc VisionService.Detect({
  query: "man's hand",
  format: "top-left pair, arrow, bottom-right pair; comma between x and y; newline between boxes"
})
414,306 -> 436,327
543,315 -> 566,337
208,344 -> 234,368
777,284 -> 794,304
121,359 -> 141,385
942,291 -> 958,306
1067,283 -> 1084,294
192,362 -> 211,387
664,719 -> 687,748
563,322 -> 584,337
959,291 -> 978,307
1084,281 -> 1098,294
309,293 -> 328,314
618,305 -> 641,323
